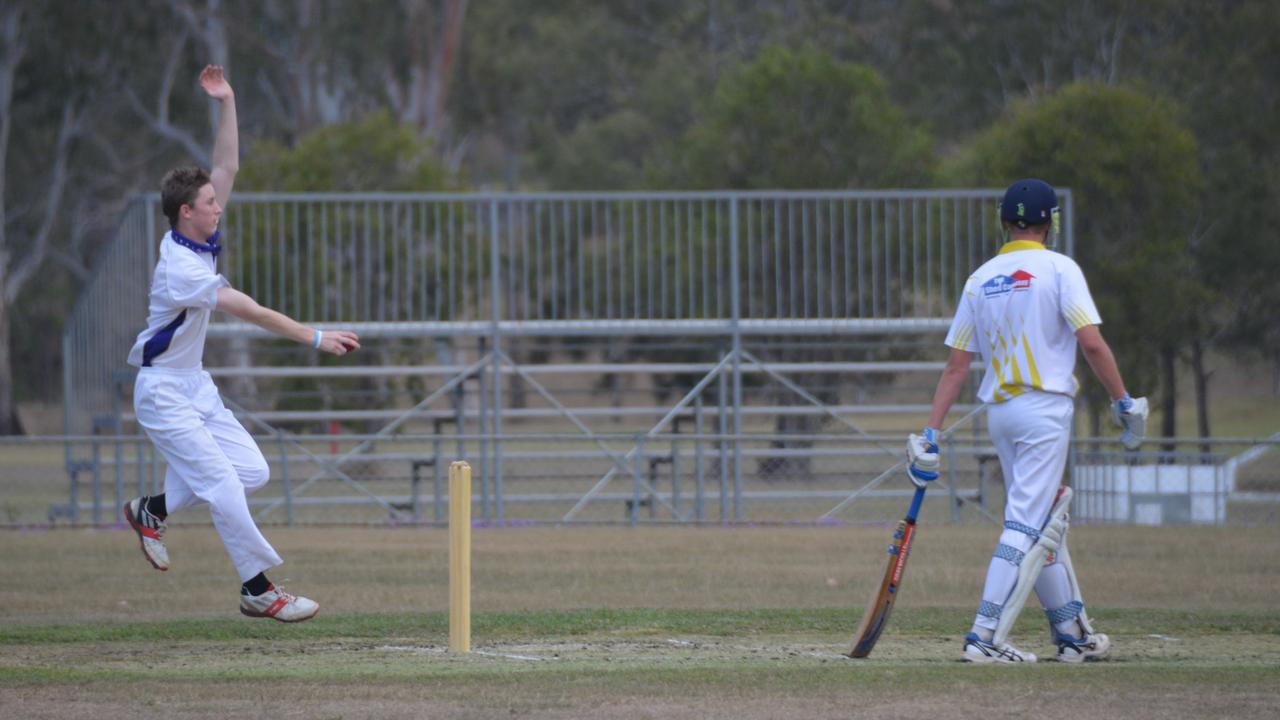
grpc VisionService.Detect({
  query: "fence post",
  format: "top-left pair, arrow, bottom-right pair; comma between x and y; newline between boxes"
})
694,395 -> 705,522
948,441 -> 960,523
277,432 -> 293,527
448,461 -> 471,653
729,195 -> 744,521
716,344 -> 730,522
671,435 -> 682,518
631,436 -> 645,527
91,437 -> 102,526
433,433 -> 444,524
476,338 -> 487,523
490,198 -> 505,523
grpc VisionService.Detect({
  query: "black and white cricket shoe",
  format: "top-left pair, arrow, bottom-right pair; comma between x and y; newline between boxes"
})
1055,631 -> 1111,663
123,496 -> 169,571
962,633 -> 1037,663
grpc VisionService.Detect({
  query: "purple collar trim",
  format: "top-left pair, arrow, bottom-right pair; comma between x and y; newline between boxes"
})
171,229 -> 221,258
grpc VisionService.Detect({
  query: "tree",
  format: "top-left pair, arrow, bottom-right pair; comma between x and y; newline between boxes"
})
944,81 -> 1204,438
665,45 -> 937,477
0,3 -> 94,433
233,113 -> 459,430
237,110 -> 455,193
1143,2 -> 1280,401
454,1 -> 871,191
874,0 -> 1152,136
3,0 -> 237,433
668,44 -> 932,189
456,0 -> 689,190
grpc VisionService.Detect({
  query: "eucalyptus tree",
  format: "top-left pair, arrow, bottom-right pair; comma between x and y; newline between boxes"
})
946,81 -> 1204,438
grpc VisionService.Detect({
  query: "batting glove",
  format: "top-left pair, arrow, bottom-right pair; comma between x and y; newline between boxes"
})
1111,394 -> 1149,450
906,427 -> 940,488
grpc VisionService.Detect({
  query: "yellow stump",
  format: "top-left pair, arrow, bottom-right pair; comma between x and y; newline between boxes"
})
448,461 -> 472,653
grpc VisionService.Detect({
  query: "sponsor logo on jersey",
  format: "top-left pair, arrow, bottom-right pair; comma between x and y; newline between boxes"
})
982,269 -> 1035,297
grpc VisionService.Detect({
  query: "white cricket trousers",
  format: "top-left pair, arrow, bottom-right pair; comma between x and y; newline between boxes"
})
974,391 -> 1075,631
134,367 -> 282,582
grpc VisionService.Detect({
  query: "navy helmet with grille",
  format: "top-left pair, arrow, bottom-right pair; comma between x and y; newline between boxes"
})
999,179 -> 1058,229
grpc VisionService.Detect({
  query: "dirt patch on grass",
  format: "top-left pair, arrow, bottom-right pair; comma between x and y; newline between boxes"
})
5,631 -> 1278,671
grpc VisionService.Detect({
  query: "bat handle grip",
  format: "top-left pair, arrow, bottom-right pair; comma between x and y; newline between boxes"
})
905,486 -> 926,523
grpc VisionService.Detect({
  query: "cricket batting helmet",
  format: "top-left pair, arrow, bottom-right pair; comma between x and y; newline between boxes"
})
999,178 -> 1059,229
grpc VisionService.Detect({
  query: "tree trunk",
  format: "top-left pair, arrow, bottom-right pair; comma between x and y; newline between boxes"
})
1273,349 -> 1279,397
1160,345 -> 1177,455
0,284 -> 13,434
387,0 -> 468,138
507,341 -> 526,410
0,6 -> 22,434
762,359 -> 827,481
1190,339 -> 1211,459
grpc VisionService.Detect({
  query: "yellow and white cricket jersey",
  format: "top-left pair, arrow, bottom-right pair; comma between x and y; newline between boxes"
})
945,240 -> 1101,403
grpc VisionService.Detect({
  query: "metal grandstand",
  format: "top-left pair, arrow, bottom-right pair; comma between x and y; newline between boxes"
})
58,190 -> 1077,525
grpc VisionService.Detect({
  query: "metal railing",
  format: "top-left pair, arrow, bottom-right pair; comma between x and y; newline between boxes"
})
7,434 -> 1274,528
64,190 -> 1073,437
20,432 -> 993,527
47,189 -> 1110,526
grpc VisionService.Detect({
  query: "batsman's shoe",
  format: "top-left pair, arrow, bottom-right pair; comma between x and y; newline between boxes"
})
239,585 -> 320,623
1055,631 -> 1111,663
123,497 -> 169,571
962,633 -> 1037,664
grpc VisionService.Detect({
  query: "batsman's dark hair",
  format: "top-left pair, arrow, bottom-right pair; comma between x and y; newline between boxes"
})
161,166 -> 212,229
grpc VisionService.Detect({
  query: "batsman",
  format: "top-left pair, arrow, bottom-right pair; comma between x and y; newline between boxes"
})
911,178 -> 1148,663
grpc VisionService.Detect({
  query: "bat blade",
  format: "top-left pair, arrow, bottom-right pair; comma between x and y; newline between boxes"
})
848,487 -> 925,658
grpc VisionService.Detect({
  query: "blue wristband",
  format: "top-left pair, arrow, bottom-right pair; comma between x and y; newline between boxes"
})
312,330 -> 322,349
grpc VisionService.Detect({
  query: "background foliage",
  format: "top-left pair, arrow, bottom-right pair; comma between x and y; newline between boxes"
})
3,0 -> 1277,436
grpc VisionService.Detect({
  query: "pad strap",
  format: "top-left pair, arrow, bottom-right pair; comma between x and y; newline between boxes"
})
993,543 -> 1025,566
978,600 -> 1003,621
1045,600 -> 1085,626
1004,520 -> 1040,541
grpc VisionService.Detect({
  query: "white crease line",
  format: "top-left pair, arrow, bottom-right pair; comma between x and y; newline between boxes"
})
376,645 -> 447,654
473,650 -> 557,661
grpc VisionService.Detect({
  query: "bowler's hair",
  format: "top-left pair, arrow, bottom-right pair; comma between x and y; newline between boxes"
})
160,166 -> 212,229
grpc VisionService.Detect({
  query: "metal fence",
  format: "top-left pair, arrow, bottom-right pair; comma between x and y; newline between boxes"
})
83,189 -> 1280,529
27,189 -> 1275,528
19,432 -> 991,527
7,434 -> 1275,528
65,190 -> 1074,435
176,190 -> 1057,324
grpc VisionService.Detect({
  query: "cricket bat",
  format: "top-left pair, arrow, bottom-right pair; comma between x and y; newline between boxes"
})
848,485 -> 926,658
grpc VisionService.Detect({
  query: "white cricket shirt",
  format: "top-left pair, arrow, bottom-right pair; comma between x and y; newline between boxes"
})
944,240 -> 1101,403
127,231 -> 230,369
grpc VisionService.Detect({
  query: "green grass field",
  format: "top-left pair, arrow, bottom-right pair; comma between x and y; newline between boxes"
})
2,524 -> 1278,719
3,357 -> 1277,717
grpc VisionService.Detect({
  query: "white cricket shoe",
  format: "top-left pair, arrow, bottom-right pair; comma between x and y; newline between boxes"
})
123,497 -> 169,571
239,585 -> 320,623
1055,631 -> 1111,663
962,633 -> 1037,663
